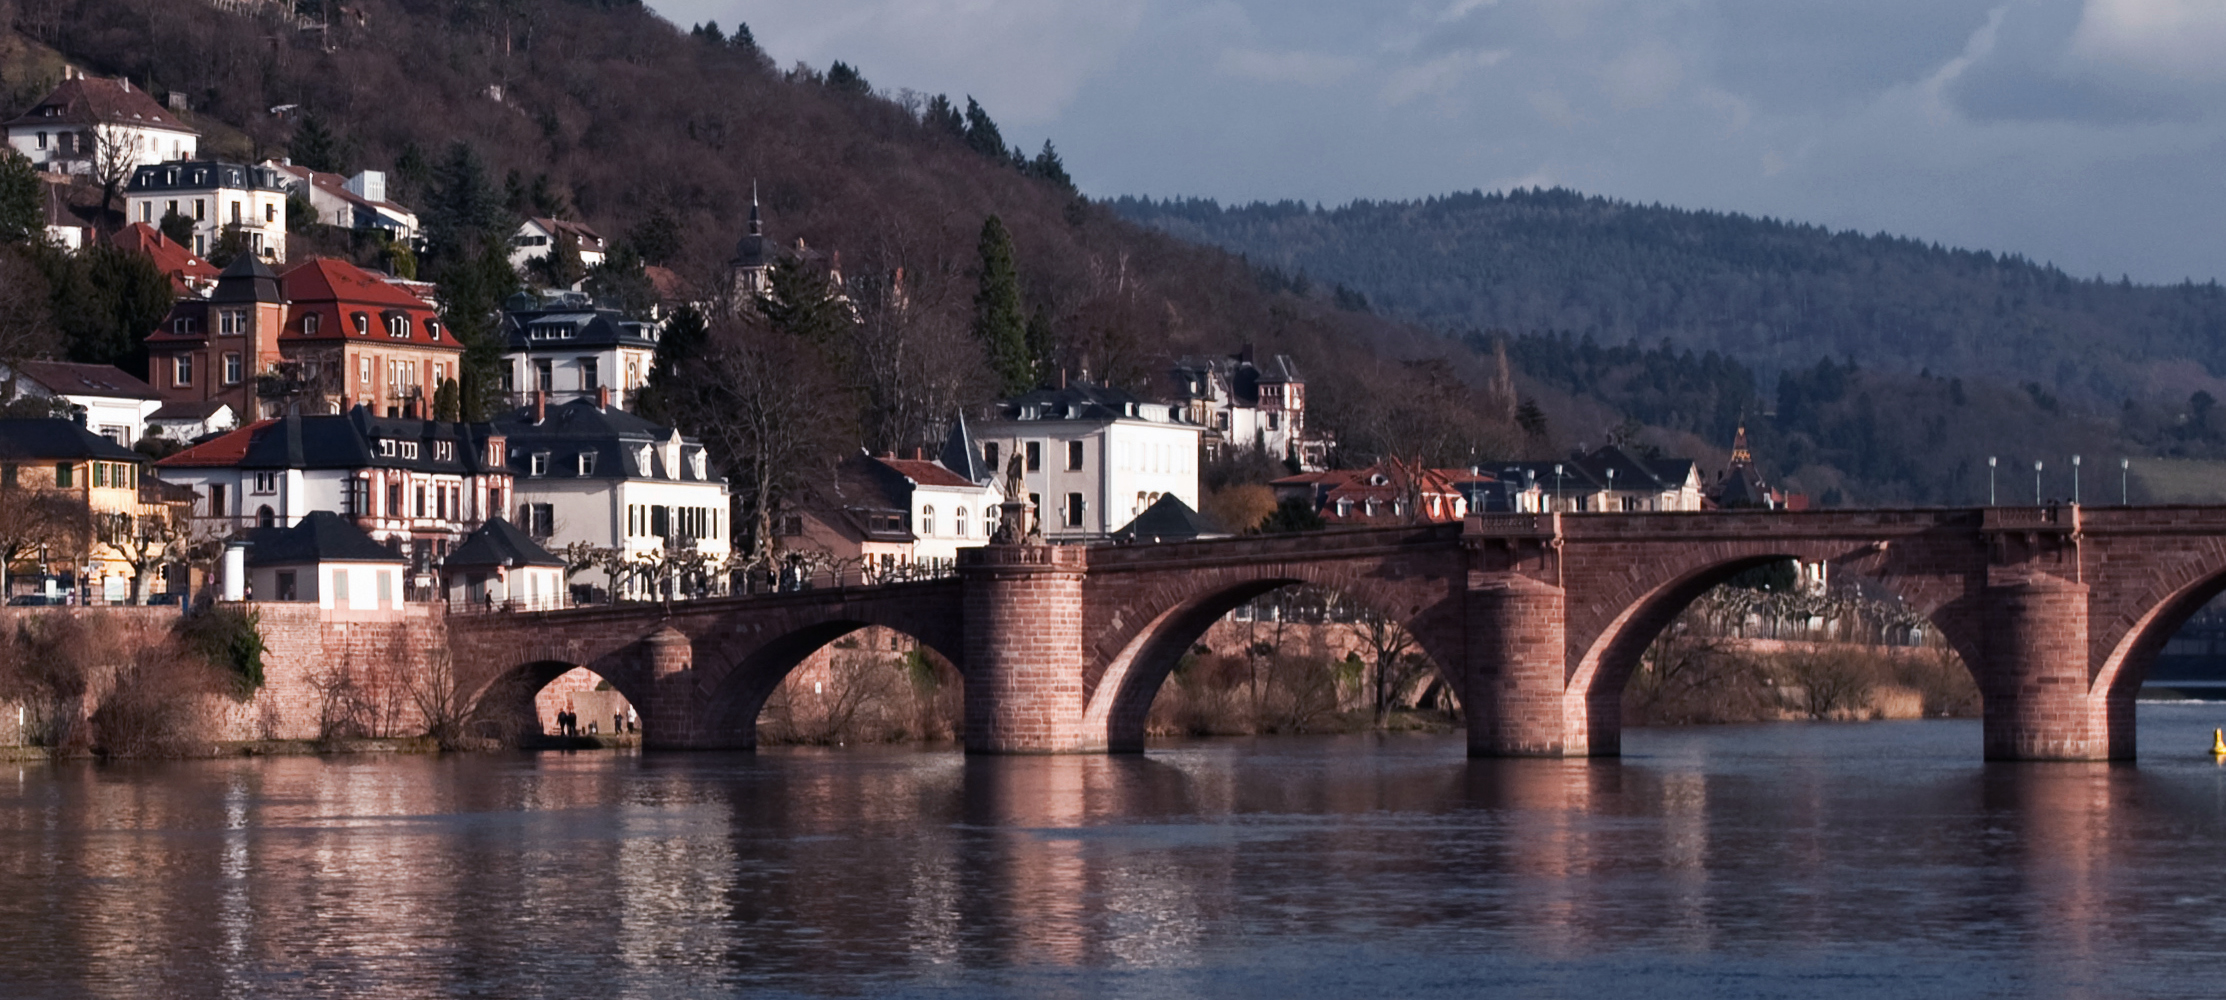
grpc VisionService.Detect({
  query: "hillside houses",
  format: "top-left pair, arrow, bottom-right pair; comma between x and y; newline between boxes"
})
3,73 -> 196,175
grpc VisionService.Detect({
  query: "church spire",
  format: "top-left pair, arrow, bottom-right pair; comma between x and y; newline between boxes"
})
748,180 -> 762,237
1730,424 -> 1752,466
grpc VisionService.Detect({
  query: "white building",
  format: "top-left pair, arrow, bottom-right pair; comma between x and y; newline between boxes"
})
498,291 -> 660,409
1169,346 -> 1327,471
264,161 -> 420,241
145,401 -> 236,443
0,360 -> 164,445
242,510 -> 411,611
509,217 -> 607,275
971,383 -> 1204,542
442,517 -> 568,611
153,409 -> 516,586
2,73 -> 197,176
123,160 -> 290,261
491,397 -> 730,600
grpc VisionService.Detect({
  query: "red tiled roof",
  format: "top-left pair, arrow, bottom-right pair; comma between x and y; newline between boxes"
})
156,420 -> 273,468
1,77 -> 194,133
110,222 -> 218,292
279,258 -> 458,351
875,457 -> 980,489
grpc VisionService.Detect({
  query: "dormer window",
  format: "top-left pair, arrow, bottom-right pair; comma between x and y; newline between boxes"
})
424,319 -> 440,341
435,441 -> 453,462
1370,474 -> 1390,486
384,312 -> 409,338
636,445 -> 654,476
352,312 -> 370,336
689,452 -> 706,479
378,439 -> 396,457
577,452 -> 596,476
400,441 -> 419,460
530,452 -> 549,477
302,313 -> 320,336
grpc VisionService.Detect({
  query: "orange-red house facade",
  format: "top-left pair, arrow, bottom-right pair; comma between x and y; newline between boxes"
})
145,256 -> 460,421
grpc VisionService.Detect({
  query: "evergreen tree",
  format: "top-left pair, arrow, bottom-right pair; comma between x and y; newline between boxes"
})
390,142 -> 433,206
34,244 -> 174,373
289,111 -> 345,174
422,142 -> 511,280
757,255 -> 853,345
924,95 -> 965,139
1024,305 -> 1055,381
1259,497 -> 1326,533
826,61 -> 871,97
971,215 -> 1031,395
432,378 -> 460,421
625,207 -> 681,266
962,97 -> 1007,161
691,20 -> 724,43
730,21 -> 758,54
639,303 -> 708,423
0,150 -> 42,246
441,239 -> 521,420
1026,140 -> 1074,192
584,244 -> 657,318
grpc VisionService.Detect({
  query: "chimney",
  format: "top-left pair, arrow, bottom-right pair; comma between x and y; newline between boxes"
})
596,384 -> 610,411
533,390 -> 547,425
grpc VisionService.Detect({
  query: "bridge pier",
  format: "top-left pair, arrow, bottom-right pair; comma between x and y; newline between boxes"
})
961,543 -> 1089,753
1982,577 -> 2124,760
640,625 -> 724,750
1466,575 -> 1583,756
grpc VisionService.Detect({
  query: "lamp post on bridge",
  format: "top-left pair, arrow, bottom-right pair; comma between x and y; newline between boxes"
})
2072,454 -> 2081,505
2034,460 -> 2044,506
1606,467 -> 1616,511
2122,457 -> 2131,506
1988,456 -> 1997,506
1554,464 -> 1564,512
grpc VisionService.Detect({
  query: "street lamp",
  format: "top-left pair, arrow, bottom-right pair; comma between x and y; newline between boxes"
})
2122,457 -> 2131,506
1988,456 -> 1997,506
2034,460 -> 2044,506
1606,467 -> 1617,512
1554,464 -> 1564,511
2072,454 -> 2081,505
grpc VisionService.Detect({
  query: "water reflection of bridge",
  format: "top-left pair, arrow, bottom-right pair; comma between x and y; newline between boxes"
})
451,506 -> 2226,760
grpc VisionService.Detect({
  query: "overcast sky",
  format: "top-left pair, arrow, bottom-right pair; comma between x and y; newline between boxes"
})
647,0 -> 2226,284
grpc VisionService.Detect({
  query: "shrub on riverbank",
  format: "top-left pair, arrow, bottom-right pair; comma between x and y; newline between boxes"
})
1625,637 -> 1979,726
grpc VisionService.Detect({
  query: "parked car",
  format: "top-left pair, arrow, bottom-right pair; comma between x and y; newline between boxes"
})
6,594 -> 64,606
145,593 -> 183,606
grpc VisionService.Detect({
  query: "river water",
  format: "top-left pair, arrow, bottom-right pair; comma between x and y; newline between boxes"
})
7,708 -> 2226,999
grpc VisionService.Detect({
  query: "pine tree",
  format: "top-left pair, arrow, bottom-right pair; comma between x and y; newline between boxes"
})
1025,305 -> 1056,381
972,215 -> 1032,395
639,304 -> 709,423
691,20 -> 724,43
963,98 -> 1007,161
826,61 -> 871,97
441,239 -> 521,420
289,111 -> 345,174
625,207 -> 681,266
0,150 -> 43,246
422,142 -> 512,281
757,255 -> 853,345
731,22 -> 758,54
924,95 -> 965,139
1026,140 -> 1074,192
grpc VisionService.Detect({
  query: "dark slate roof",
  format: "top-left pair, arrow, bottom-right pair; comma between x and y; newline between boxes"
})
158,409 -> 502,475
491,400 -> 716,482
2,77 -> 193,132
937,412 -> 988,484
244,510 -> 404,566
446,517 -> 565,568
149,400 -> 231,421
209,254 -> 282,304
12,360 -> 162,400
795,454 -> 913,544
500,292 -> 660,351
0,418 -> 143,461
1111,494 -> 1227,543
996,382 -> 1147,422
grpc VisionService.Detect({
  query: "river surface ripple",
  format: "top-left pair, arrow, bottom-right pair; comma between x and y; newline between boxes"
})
7,707 -> 2226,999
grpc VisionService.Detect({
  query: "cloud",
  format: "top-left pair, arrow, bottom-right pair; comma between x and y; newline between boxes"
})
1216,47 -> 1361,85
1381,48 -> 1508,106
2071,0 -> 2226,82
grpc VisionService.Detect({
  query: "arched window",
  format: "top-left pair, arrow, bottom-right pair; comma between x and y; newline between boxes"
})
954,507 -> 968,537
921,505 -> 936,536
256,505 -> 275,528
1336,498 -> 1353,518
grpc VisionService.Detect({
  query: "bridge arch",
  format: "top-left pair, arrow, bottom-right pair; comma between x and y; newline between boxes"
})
2093,537 -> 2226,707
467,657 -> 653,743
1081,561 -> 1463,753
1565,545 -> 1985,755
695,615 -> 967,750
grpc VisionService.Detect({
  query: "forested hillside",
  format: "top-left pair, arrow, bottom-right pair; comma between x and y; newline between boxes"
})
1113,190 -> 2226,406
0,0 -> 1531,534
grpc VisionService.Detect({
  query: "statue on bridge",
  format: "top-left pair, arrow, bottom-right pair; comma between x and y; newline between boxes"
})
992,453 -> 1037,544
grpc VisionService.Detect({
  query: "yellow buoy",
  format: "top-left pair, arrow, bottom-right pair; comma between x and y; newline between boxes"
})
2211,728 -> 2225,755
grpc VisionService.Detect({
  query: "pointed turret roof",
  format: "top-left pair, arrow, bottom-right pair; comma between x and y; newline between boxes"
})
209,254 -> 282,304
732,180 -> 775,269
938,412 -> 987,484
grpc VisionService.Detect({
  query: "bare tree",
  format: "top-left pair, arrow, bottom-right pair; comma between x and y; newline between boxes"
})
0,485 -> 92,599
1344,610 -> 1416,724
90,124 -> 145,225
97,508 -> 186,604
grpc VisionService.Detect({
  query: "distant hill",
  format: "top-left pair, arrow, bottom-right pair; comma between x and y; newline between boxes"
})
1112,189 -> 2226,406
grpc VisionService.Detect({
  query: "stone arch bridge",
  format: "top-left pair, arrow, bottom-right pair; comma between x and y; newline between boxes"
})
444,505 -> 2226,761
